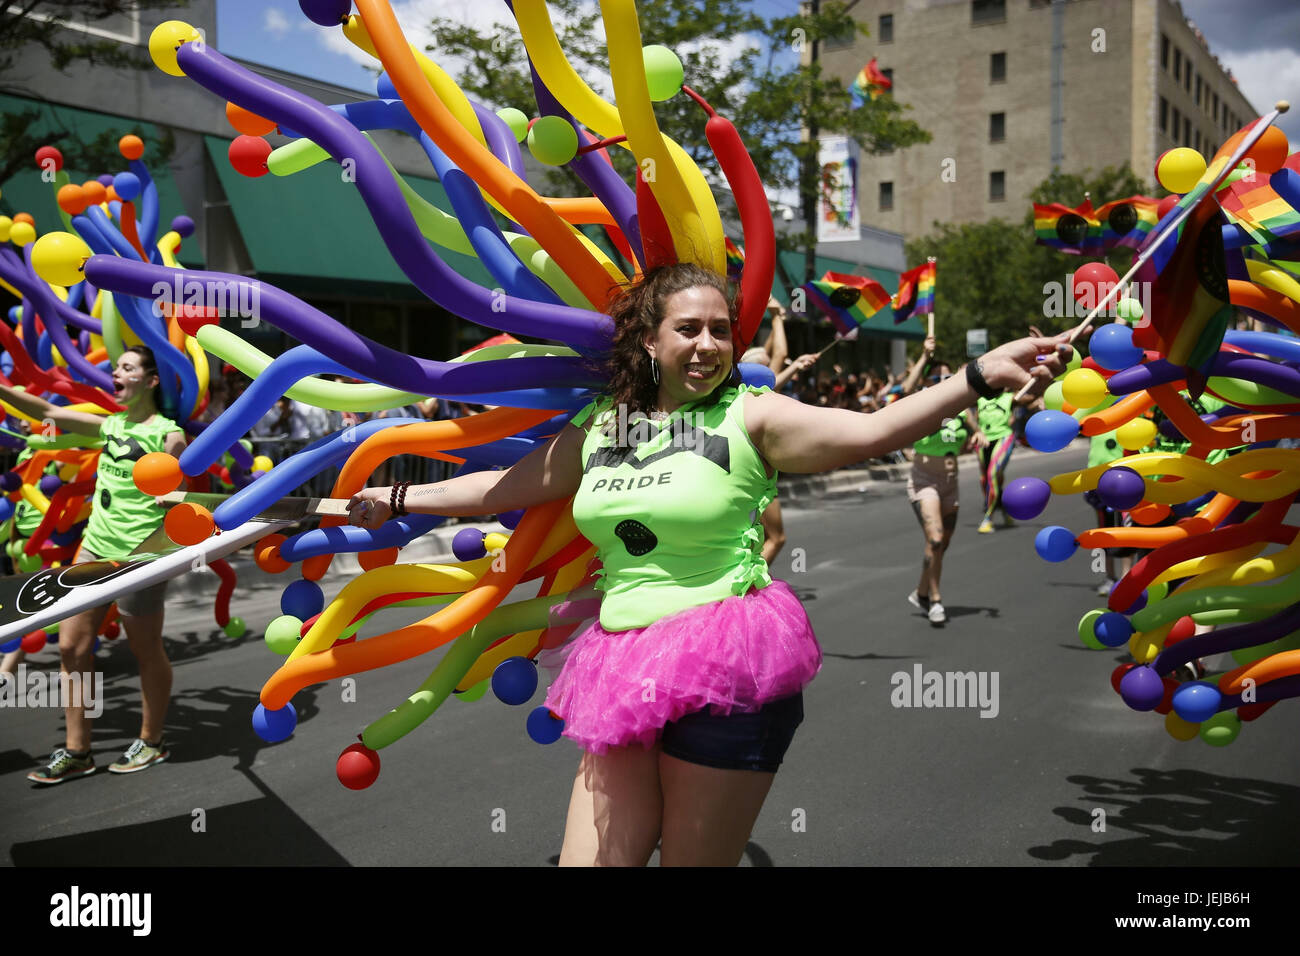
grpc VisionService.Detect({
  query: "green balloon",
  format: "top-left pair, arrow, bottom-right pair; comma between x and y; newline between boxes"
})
223,616 -> 247,640
1115,297 -> 1144,324
264,615 -> 303,656
1044,381 -> 1065,411
17,551 -> 41,572
454,679 -> 490,702
1146,580 -> 1169,603
527,115 -> 579,166
642,44 -> 684,101
1065,347 -> 1082,374
1078,608 -> 1106,650
497,107 -> 529,143
1199,711 -> 1240,747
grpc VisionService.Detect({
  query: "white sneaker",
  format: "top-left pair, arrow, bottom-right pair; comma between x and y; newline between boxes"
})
928,602 -> 946,624
907,590 -> 930,611
1096,578 -> 1116,597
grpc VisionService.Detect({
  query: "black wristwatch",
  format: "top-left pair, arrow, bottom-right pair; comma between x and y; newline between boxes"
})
965,359 -> 1001,400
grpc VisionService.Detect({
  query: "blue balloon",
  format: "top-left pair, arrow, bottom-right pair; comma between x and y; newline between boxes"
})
1171,681 -> 1222,723
0,638 -> 19,654
0,498 -> 13,524
1094,611 -> 1133,647
526,705 -> 565,744
1034,525 -> 1078,562
252,702 -> 298,742
453,527 -> 487,562
492,656 -> 538,706
112,171 -> 142,202
1088,323 -> 1145,371
281,579 -> 325,620
1025,410 -> 1080,453
1119,665 -> 1164,711
1097,465 -> 1146,510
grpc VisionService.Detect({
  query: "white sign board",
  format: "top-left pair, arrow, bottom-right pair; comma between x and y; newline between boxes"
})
966,329 -> 988,357
816,136 -> 860,243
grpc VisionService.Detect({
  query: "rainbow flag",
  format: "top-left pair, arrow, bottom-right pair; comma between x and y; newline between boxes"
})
1216,153 -> 1300,246
1033,199 -> 1102,255
891,261 -> 936,324
849,58 -> 891,108
1095,195 -> 1161,250
802,270 -> 891,336
724,237 -> 745,281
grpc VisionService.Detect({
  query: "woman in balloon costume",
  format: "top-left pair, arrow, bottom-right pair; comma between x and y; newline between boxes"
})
348,263 -> 1068,864
0,347 -> 186,783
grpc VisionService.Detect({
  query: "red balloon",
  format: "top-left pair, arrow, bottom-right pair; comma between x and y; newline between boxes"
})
1110,662 -> 1137,695
1072,261 -> 1120,307
337,743 -> 381,790
1156,194 -> 1179,220
34,145 -> 63,172
1153,676 -> 1180,715
20,630 -> 47,654
228,135 -> 272,178
1165,616 -> 1197,645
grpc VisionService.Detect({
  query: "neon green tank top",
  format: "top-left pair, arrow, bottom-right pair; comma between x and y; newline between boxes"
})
913,415 -> 970,457
977,393 -> 1014,442
570,384 -> 777,632
81,412 -> 179,560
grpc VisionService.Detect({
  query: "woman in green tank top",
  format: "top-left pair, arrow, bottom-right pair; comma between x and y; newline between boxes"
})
348,264 -> 1071,866
0,347 -> 186,784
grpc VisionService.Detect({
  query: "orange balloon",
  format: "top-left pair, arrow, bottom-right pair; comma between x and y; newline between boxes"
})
119,134 -> 145,160
164,502 -> 215,545
358,546 -> 400,571
12,212 -> 34,226
225,101 -> 277,136
1130,501 -> 1172,525
255,534 -> 291,574
133,453 -> 183,496
56,184 -> 89,216
81,180 -> 107,205
1242,125 -> 1289,175
105,185 -> 119,202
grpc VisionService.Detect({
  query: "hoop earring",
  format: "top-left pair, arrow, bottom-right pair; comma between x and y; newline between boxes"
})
650,356 -> 660,385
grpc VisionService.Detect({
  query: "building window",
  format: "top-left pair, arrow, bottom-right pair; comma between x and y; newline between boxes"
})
1174,48 -> 1181,81
1161,34 -> 1169,70
1213,92 -> 1219,123
881,67 -> 894,91
1194,129 -> 1201,152
1195,75 -> 1202,106
1184,116 -> 1192,146
879,13 -> 893,43
989,170 -> 1005,202
880,181 -> 894,211
1172,106 -> 1181,141
991,51 -> 1006,83
972,0 -> 1005,25
1184,65 -> 1191,92
1160,97 -> 1168,133
990,112 -> 1006,142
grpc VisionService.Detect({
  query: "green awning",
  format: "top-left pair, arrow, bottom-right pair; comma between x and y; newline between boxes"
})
204,135 -> 495,294
0,94 -> 203,267
774,249 -> 923,340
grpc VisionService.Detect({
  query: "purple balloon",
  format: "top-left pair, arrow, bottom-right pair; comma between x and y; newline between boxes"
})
0,471 -> 21,492
38,473 -> 62,495
1002,477 -> 1052,520
171,215 -> 195,238
1097,466 -> 1145,510
453,528 -> 487,562
1119,665 -> 1165,711
298,0 -> 351,27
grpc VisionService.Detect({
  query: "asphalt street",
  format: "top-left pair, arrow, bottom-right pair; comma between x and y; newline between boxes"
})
2,442 -> 1298,866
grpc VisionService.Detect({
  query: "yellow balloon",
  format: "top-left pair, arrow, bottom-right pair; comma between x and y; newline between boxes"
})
1128,632 -> 1162,663
1164,711 -> 1200,741
149,20 -> 202,77
30,232 -> 91,285
1062,368 -> 1108,410
252,455 -> 274,473
1116,417 -> 1157,451
1155,147 -> 1207,194
9,221 -> 36,247
0,216 -> 11,242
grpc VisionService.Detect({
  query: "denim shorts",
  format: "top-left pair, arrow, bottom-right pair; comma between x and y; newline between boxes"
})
660,692 -> 805,773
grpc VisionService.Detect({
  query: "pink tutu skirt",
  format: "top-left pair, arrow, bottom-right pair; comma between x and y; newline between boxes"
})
540,579 -> 821,754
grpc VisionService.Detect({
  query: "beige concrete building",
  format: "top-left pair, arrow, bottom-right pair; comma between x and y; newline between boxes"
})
818,0 -> 1259,240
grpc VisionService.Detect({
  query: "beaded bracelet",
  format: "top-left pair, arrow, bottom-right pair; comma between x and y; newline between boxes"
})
389,480 -> 412,517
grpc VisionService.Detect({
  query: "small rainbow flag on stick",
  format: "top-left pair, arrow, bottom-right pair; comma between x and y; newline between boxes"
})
802,270 -> 892,336
1216,153 -> 1300,246
1095,195 -> 1161,250
891,260 -> 936,325
1033,199 -> 1102,255
724,237 -> 745,281
849,58 -> 892,108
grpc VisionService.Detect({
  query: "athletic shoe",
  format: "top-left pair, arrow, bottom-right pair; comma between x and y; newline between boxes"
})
978,519 -> 994,534
27,748 -> 95,785
108,738 -> 169,774
1096,578 -> 1116,597
907,590 -> 931,612
928,602 -> 947,625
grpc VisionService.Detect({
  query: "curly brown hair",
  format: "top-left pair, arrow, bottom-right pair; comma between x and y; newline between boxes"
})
597,263 -> 742,416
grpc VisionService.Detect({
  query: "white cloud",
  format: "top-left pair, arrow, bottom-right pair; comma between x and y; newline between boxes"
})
1215,47 -> 1300,143
264,7 -> 291,38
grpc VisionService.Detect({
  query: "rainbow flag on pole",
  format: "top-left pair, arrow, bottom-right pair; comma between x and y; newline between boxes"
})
849,58 -> 892,108
1033,199 -> 1102,255
1216,154 -> 1300,246
724,237 -> 745,281
891,261 -> 936,324
802,270 -> 892,336
1095,195 -> 1161,250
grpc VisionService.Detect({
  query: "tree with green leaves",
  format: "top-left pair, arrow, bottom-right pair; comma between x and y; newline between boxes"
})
423,0 -> 929,265
904,164 -> 1157,361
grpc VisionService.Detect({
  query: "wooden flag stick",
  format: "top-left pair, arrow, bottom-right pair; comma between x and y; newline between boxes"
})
1011,100 -> 1290,402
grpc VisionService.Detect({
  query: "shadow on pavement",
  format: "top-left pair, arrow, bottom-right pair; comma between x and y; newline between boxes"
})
1027,768 -> 1300,865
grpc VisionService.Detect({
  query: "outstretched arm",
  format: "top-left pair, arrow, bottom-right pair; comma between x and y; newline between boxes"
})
747,337 -> 1069,474
0,383 -> 104,436
900,336 -> 936,396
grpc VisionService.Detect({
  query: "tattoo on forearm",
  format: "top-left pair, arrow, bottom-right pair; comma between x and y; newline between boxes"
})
409,486 -> 447,499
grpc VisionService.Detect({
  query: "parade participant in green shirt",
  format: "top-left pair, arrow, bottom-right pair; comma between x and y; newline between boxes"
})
975,390 -> 1028,534
0,346 -> 186,785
